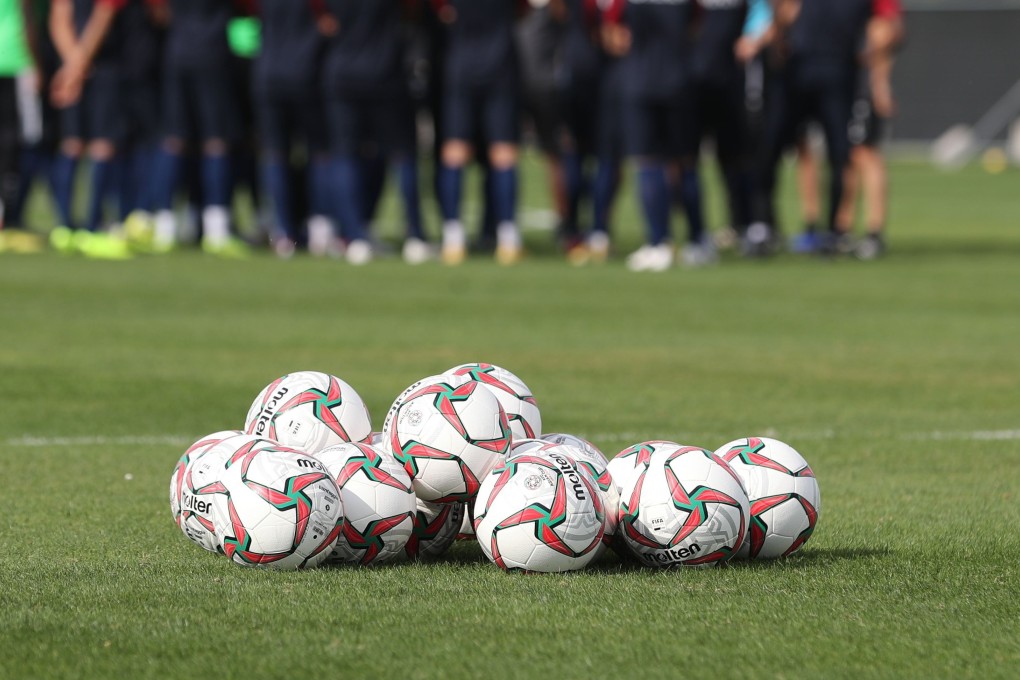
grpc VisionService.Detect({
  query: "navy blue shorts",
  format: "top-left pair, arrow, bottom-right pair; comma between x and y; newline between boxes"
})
60,66 -> 124,143
256,89 -> 328,157
162,67 -> 240,143
325,95 -> 415,157
442,78 -> 520,146
121,79 -> 161,147
621,93 -> 694,159
689,77 -> 748,163
559,82 -> 597,157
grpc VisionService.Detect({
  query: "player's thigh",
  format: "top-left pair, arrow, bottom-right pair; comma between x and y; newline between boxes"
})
673,88 -> 701,163
83,68 -> 125,147
160,68 -> 192,143
441,87 -> 475,144
324,97 -> 363,156
255,92 -> 291,156
371,95 -> 416,159
562,83 -> 598,156
814,83 -> 852,169
192,70 -> 240,145
482,79 -> 520,146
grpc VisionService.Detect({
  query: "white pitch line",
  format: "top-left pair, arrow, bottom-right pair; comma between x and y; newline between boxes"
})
4,429 -> 1020,449
4,435 -> 192,448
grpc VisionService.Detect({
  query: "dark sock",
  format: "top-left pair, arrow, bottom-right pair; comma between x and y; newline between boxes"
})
86,158 -> 115,232
490,166 -> 517,226
437,163 -> 462,223
333,155 -> 366,241
361,154 -> 386,225
637,164 -> 670,246
51,153 -> 77,228
152,149 -> 183,212
262,158 -> 295,239
592,159 -> 619,235
677,168 -> 705,245
10,147 -> 49,227
481,169 -> 496,239
562,151 -> 583,237
396,158 -> 424,240
309,158 -> 330,219
114,156 -> 133,220
201,154 -> 231,209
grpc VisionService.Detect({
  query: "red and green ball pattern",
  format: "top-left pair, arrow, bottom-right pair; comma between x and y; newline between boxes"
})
391,382 -> 511,503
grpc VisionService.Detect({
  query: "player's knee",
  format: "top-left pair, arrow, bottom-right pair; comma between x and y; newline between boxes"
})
88,140 -> 116,161
162,137 -> 184,155
60,138 -> 84,157
489,144 -> 518,170
442,141 -> 472,168
204,139 -> 228,156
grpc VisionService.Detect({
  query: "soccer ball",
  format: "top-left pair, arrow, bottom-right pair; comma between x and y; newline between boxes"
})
315,442 -> 416,566
169,430 -> 241,531
381,373 -> 470,442
543,439 -> 620,546
212,441 -> 344,569
541,433 -> 607,464
607,440 -> 676,496
175,433 -> 267,553
714,437 -> 821,559
405,499 -> 465,560
474,450 -> 605,573
244,371 -> 372,453
506,437 -> 547,459
444,363 -> 542,439
618,443 -> 749,568
389,380 -> 511,503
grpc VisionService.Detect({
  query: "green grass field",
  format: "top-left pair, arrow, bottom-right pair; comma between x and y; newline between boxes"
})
1,160 -> 1019,679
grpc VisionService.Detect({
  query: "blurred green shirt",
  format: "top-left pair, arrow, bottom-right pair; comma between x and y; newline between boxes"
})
0,0 -> 32,76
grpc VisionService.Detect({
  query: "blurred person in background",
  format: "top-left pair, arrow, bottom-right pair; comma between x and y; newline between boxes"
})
602,0 -> 698,272
434,0 -> 526,266
116,0 -> 165,248
549,0 -> 612,264
150,0 -> 246,256
1,0 -> 58,250
252,0 -> 332,259
748,0 -> 896,257
516,2 -> 567,256
47,0 -> 132,258
684,0 -> 762,265
320,0 -> 426,266
835,2 -> 904,260
0,0 -> 44,251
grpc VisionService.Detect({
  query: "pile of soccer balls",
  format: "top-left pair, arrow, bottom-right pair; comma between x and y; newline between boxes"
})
169,364 -> 821,572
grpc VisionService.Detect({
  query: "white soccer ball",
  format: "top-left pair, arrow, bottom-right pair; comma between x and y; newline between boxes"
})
474,449 -> 605,573
381,373 -> 470,441
507,437 -> 546,459
544,440 -> 620,546
212,441 -> 344,569
315,442 -> 416,565
607,440 -> 676,496
444,363 -> 542,439
244,371 -> 372,453
714,437 -> 821,559
405,499 -> 465,560
541,433 -> 607,465
169,430 -> 242,532
618,443 -> 750,568
389,379 -> 511,503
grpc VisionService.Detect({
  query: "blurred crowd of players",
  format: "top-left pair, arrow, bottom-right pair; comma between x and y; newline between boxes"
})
0,0 -> 903,268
